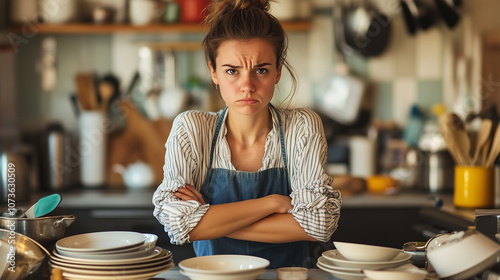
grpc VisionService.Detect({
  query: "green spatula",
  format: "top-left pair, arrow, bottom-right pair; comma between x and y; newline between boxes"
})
24,194 -> 62,218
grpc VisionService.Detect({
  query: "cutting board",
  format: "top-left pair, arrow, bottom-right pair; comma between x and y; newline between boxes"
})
482,31 -> 500,113
107,101 -> 172,188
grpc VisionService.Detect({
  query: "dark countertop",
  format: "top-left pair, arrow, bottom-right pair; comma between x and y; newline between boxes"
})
23,188 -> 449,210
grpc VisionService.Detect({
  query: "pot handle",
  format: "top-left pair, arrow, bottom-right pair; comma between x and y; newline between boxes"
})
53,215 -> 76,227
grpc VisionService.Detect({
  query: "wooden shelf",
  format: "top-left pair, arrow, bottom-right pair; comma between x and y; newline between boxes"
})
8,21 -> 311,34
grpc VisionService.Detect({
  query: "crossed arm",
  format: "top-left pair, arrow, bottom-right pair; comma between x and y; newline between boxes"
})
174,185 -> 317,243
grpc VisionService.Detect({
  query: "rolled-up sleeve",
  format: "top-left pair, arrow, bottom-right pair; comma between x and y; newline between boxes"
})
152,112 -> 210,245
287,109 -> 342,242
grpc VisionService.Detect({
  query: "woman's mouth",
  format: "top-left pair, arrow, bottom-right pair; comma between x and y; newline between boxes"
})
238,98 -> 258,105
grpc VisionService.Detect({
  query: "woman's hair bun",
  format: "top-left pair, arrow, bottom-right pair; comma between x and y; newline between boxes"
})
204,0 -> 271,28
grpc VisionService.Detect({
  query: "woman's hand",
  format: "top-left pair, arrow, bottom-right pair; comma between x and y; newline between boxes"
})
174,185 -> 206,204
265,194 -> 293,214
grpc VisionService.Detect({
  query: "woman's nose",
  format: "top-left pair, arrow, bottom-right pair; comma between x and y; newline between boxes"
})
240,73 -> 256,93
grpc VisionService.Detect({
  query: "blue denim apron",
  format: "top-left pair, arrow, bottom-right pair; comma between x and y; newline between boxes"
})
193,106 -> 309,268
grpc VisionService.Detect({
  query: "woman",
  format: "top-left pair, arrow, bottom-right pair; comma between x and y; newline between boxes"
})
153,0 -> 341,268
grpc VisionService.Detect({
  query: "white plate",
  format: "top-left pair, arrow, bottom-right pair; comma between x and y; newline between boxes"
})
50,254 -> 172,270
51,247 -> 168,265
56,231 -> 146,252
317,256 -> 362,273
317,262 -> 366,280
59,262 -> 174,280
50,259 -> 173,276
322,250 -> 411,269
180,268 -> 267,280
57,241 -> 156,259
179,255 -> 269,275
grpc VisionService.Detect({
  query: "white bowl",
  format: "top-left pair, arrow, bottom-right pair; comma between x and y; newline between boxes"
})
277,267 -> 308,280
179,255 -> 269,280
56,231 -> 146,252
426,231 -> 500,279
333,242 -> 401,262
364,269 -> 427,280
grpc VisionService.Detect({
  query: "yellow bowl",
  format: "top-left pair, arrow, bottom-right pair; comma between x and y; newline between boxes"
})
366,175 -> 398,193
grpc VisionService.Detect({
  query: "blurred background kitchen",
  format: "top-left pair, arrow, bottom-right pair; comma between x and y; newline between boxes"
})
1,0 -> 500,265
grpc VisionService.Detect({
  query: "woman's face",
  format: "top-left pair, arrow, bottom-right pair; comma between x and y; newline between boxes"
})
209,39 -> 282,116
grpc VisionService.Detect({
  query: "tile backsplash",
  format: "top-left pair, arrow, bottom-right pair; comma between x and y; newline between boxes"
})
2,0 -> 499,135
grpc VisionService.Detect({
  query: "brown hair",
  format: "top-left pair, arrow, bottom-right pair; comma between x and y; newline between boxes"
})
202,0 -> 297,106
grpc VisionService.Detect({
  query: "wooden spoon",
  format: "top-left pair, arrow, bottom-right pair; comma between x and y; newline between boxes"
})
449,113 -> 472,165
438,114 -> 464,165
98,80 -> 114,113
472,119 -> 492,165
486,123 -> 500,167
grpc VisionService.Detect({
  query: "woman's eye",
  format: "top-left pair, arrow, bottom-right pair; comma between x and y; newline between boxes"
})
255,68 -> 268,74
226,69 -> 237,75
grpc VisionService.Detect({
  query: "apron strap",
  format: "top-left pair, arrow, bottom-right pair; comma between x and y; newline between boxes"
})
270,104 -> 288,169
208,105 -> 287,170
207,107 -> 227,170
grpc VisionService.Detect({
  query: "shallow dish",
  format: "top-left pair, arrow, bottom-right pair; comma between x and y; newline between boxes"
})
59,262 -> 174,280
180,269 -> 266,280
316,262 -> 365,280
334,241 -> 401,262
57,241 -> 156,259
364,268 -> 427,280
56,231 -> 146,252
50,254 -> 172,270
50,259 -> 173,276
322,250 -> 411,269
317,256 -> 362,273
179,255 -> 269,277
51,247 -> 167,265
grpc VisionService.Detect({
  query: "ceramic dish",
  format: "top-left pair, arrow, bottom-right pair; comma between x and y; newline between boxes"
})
317,256 -> 362,273
56,231 -> 146,252
59,262 -> 174,280
51,247 -> 168,265
49,259 -> 173,276
179,269 -> 267,280
334,241 -> 401,262
49,254 -> 172,270
364,268 -> 427,280
322,250 -> 411,269
316,262 -> 365,280
57,241 -> 156,259
179,255 -> 270,275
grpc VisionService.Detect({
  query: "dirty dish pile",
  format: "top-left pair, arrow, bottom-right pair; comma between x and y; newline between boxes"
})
49,231 -> 173,280
179,255 -> 270,280
318,244 -> 414,280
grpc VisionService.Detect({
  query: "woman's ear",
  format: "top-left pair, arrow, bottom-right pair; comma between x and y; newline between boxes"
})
208,61 -> 219,85
275,63 -> 283,84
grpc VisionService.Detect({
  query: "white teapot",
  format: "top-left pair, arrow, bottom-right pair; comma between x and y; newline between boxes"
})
113,161 -> 155,189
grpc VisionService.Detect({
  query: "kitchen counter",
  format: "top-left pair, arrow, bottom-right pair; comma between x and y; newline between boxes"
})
155,267 -> 334,279
25,188 -> 448,209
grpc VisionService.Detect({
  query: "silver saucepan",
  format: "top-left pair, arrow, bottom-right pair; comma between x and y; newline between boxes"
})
0,215 -> 75,248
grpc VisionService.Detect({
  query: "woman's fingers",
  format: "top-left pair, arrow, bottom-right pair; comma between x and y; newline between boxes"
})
174,185 -> 205,204
185,185 -> 206,204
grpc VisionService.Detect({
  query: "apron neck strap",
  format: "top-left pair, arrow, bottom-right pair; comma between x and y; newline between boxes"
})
208,105 -> 287,169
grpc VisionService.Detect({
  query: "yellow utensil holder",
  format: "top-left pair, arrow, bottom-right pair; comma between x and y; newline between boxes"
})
454,166 -> 494,208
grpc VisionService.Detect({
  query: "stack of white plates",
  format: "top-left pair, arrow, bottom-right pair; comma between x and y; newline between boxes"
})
317,249 -> 412,280
49,231 -> 174,280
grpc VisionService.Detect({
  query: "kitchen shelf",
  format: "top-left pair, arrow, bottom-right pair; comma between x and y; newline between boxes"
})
8,21 -> 311,34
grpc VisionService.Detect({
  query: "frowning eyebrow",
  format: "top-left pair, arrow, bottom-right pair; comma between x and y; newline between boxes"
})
221,63 -> 272,68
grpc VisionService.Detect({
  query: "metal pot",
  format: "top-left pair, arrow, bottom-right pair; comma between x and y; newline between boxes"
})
0,215 -> 75,248
0,228 -> 47,280
0,150 -> 31,203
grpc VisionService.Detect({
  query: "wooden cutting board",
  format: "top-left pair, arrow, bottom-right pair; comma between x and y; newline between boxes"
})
107,101 -> 172,188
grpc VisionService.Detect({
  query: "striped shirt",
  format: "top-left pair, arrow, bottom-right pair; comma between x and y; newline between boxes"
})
152,106 -> 342,245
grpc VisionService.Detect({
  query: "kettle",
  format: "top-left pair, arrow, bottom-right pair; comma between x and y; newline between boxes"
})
113,161 -> 155,189
0,150 -> 31,203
